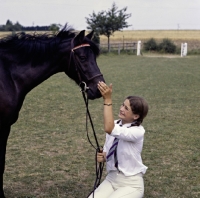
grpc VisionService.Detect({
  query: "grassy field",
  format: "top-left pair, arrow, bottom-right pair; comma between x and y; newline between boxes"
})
3,54 -> 200,197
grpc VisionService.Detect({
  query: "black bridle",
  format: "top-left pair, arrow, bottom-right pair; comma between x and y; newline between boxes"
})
70,43 -> 102,87
70,44 -> 104,197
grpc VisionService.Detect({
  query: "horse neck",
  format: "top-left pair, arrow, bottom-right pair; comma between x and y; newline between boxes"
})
7,44 -> 71,94
7,65 -> 51,96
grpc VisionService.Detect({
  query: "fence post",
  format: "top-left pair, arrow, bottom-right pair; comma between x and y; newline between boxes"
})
137,41 -> 141,56
118,44 -> 121,55
185,43 -> 188,56
123,35 -> 124,50
181,43 -> 187,57
133,42 -> 136,53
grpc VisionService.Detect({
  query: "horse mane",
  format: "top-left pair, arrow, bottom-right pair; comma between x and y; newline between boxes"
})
0,24 -> 100,66
0,25 -> 76,65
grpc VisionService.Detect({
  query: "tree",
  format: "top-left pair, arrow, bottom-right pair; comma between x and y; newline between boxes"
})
86,3 -> 131,49
13,22 -> 23,31
92,31 -> 100,45
1,20 -> 23,31
49,23 -> 61,34
5,20 -> 13,31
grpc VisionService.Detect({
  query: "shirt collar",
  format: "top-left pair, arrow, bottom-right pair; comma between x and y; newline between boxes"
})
118,120 -> 132,128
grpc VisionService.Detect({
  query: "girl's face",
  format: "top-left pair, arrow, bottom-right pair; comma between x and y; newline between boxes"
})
118,99 -> 139,124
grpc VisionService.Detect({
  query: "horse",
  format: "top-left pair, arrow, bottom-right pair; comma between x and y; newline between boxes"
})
0,26 -> 105,197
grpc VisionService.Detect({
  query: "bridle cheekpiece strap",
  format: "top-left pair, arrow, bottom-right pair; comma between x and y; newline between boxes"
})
71,44 -> 90,52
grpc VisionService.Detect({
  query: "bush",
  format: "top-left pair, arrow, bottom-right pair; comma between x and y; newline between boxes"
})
144,38 -> 158,51
187,49 -> 200,55
158,38 -> 176,53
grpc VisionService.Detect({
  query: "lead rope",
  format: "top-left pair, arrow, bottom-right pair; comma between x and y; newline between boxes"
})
79,83 -> 104,198
70,41 -> 104,197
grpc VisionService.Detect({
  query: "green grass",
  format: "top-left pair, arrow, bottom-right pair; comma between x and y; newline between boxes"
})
4,55 -> 200,197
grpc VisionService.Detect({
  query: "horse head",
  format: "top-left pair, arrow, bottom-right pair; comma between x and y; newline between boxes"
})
57,30 -> 105,100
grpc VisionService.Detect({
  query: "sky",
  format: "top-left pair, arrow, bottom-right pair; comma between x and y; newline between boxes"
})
0,0 -> 200,30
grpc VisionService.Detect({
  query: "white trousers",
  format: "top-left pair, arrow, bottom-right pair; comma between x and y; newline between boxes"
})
88,171 -> 144,198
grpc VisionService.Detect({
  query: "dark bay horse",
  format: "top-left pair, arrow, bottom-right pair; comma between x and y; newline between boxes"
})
0,27 -> 105,197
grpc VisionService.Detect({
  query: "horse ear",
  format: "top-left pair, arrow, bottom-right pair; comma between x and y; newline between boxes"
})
73,30 -> 85,46
86,31 -> 94,40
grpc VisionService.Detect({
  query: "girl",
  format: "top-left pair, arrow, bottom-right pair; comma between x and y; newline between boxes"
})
89,81 -> 148,198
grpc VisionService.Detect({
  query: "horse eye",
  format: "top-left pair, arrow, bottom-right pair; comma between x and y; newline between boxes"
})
79,56 -> 86,62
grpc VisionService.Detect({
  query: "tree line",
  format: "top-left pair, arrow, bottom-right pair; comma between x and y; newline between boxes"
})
0,20 -> 60,32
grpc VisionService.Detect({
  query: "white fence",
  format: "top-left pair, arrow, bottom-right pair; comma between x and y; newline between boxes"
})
100,41 -> 141,55
100,41 -> 188,56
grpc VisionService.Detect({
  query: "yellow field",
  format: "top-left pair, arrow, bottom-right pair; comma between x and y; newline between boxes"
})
99,30 -> 200,43
0,32 -> 12,38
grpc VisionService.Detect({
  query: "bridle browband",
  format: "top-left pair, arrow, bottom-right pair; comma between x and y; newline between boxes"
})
70,42 -> 104,197
71,43 -> 90,52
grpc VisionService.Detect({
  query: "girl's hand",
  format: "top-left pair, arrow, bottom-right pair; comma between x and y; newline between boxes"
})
97,151 -> 106,163
98,81 -> 112,100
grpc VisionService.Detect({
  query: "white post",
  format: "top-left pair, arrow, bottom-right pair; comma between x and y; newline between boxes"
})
118,44 -> 121,55
181,43 -> 187,57
137,41 -> 141,56
184,43 -> 187,56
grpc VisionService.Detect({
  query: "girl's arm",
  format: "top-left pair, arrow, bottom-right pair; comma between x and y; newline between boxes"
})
97,81 -> 114,134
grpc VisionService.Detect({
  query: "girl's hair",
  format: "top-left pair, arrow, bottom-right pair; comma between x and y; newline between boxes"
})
126,96 -> 148,126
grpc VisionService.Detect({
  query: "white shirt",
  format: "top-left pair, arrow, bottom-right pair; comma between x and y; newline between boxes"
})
103,120 -> 148,176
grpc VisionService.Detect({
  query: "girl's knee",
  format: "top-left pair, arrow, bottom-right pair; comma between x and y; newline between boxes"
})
88,180 -> 114,198
109,186 -> 144,198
